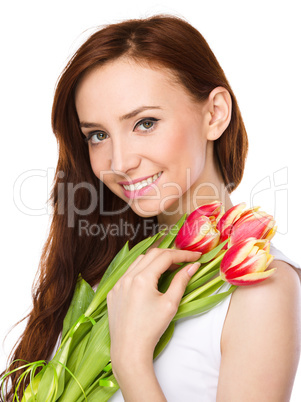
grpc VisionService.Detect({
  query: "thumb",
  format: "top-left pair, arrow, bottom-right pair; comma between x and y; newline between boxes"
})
165,262 -> 201,306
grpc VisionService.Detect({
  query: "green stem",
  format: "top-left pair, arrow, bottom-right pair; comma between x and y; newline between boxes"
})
158,250 -> 226,295
180,276 -> 224,305
188,251 -> 226,286
184,267 -> 220,296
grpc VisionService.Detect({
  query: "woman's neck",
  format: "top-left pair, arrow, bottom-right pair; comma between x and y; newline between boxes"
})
157,142 -> 234,229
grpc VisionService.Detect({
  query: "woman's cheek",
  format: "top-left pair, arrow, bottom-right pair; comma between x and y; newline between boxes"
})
89,150 -> 107,180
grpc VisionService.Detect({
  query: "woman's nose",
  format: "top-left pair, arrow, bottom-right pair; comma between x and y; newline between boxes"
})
110,137 -> 140,177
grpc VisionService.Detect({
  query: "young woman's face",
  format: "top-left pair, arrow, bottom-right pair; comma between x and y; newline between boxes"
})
75,58 -> 211,219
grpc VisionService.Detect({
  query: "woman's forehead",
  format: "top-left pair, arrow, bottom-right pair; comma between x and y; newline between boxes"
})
76,57 -> 180,97
74,58 -> 199,120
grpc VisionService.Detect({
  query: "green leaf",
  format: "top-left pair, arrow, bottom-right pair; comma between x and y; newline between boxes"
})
97,241 -> 130,288
195,279 -> 226,299
22,371 -> 42,401
153,321 -> 175,359
59,313 -> 111,402
75,370 -> 115,402
84,373 -> 119,402
157,213 -> 187,249
173,285 -> 236,321
199,239 -> 229,263
36,337 -> 72,401
62,276 -> 95,340
64,331 -> 90,385
21,363 -> 46,401
64,318 -> 94,369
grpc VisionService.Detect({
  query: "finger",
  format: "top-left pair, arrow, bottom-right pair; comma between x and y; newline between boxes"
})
165,261 -> 201,307
168,263 -> 181,271
123,248 -> 164,278
123,254 -> 145,276
142,248 -> 201,278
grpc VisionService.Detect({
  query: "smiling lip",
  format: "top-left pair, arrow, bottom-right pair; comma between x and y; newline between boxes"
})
121,172 -> 163,199
118,173 -> 159,186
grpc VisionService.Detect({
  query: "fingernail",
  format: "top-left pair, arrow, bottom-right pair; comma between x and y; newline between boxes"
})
187,262 -> 201,277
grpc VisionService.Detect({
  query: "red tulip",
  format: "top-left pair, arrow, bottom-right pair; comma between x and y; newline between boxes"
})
175,202 -> 223,254
216,202 -> 246,246
220,237 -> 276,286
229,208 -> 276,248
185,201 -> 224,222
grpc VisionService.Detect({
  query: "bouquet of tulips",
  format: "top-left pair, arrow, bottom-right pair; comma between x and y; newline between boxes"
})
1,201 -> 277,401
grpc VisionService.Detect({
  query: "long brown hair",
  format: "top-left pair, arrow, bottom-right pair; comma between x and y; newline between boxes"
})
1,14 -> 248,400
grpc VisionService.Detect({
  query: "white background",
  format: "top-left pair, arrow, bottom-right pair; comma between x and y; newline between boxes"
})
0,0 -> 300,399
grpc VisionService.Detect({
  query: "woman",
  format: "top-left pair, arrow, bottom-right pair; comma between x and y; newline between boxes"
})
2,14 -> 300,401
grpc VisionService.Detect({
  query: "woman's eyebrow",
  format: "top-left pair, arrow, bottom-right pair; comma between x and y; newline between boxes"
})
119,105 -> 163,121
79,105 -> 163,129
79,122 -> 101,129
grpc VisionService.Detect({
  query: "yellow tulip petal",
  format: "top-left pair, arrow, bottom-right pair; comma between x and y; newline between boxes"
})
229,268 -> 276,286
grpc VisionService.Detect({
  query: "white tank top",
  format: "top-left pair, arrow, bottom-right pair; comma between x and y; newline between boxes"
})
109,243 -> 301,401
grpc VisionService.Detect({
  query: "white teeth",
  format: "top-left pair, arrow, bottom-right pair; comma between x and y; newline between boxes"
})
122,171 -> 162,191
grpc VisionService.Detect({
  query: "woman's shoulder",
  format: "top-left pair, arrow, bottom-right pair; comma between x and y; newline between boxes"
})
269,242 -> 301,281
223,253 -> 301,346
224,244 -> 301,332
226,259 -> 300,324
218,259 -> 301,400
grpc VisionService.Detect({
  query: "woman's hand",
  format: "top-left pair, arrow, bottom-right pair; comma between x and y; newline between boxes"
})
107,248 -> 201,372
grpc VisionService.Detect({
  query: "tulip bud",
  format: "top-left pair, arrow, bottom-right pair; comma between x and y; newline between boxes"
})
229,209 -> 276,248
220,237 -> 276,286
175,204 -> 222,254
186,201 -> 224,223
217,202 -> 246,246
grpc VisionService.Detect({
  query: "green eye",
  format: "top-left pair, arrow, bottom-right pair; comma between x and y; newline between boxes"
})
83,117 -> 160,146
135,118 -> 159,132
84,131 -> 108,145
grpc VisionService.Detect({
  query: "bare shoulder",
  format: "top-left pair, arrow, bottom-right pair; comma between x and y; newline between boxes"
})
217,261 -> 301,401
227,260 -> 301,314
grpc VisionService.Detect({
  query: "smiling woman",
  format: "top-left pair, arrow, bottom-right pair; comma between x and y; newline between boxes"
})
75,58 -> 231,218
1,14 -> 300,402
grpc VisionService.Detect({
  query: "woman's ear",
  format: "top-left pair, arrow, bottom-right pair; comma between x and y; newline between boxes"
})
205,86 -> 232,141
